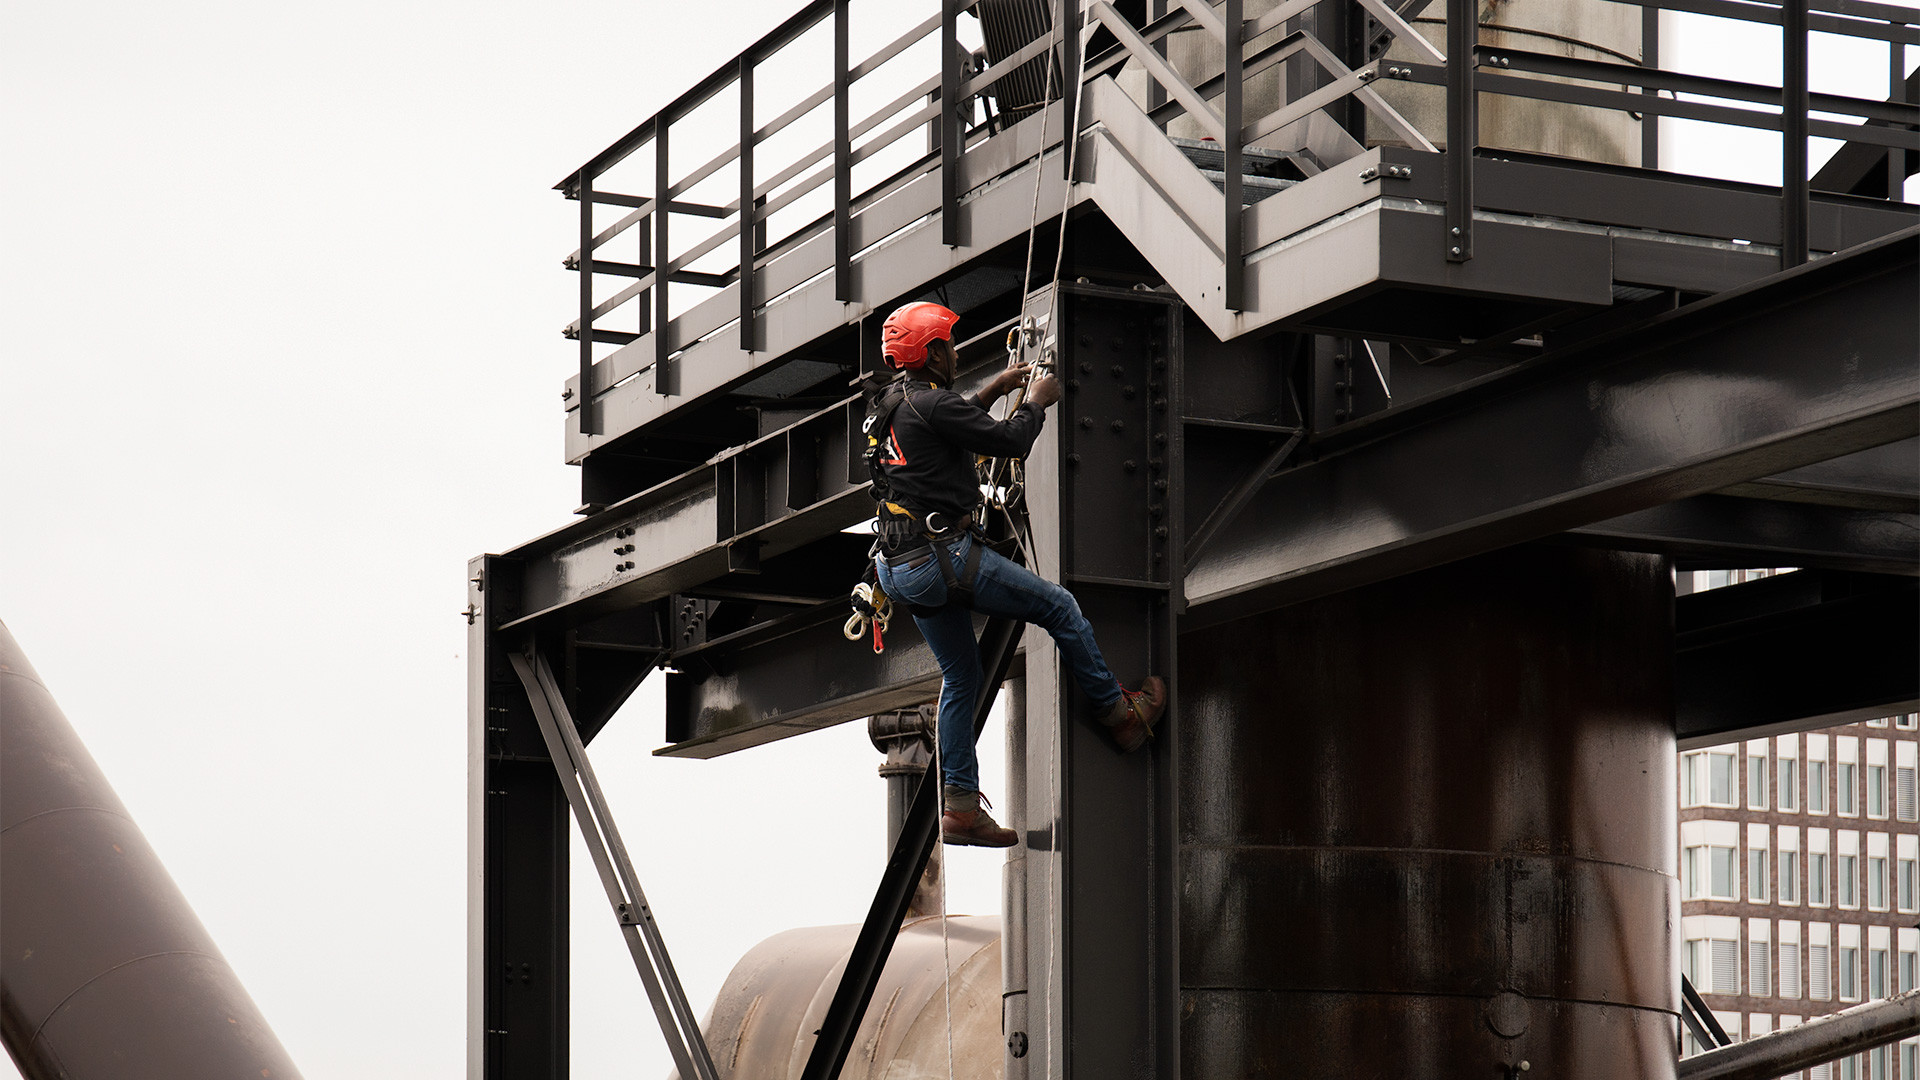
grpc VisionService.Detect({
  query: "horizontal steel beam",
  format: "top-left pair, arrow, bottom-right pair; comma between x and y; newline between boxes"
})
1569,494 -> 1919,576
1676,570 -> 1920,747
1184,228 -> 1920,625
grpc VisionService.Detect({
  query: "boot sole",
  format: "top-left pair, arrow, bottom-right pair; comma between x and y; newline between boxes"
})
942,831 -> 1018,848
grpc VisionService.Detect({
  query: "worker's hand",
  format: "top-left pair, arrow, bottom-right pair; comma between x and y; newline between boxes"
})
986,363 -> 1033,399
1027,374 -> 1062,409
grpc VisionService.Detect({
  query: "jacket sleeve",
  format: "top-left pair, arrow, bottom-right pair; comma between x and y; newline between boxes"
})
918,388 -> 1047,457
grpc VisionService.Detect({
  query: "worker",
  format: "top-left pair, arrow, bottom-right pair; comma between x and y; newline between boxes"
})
864,300 -> 1167,848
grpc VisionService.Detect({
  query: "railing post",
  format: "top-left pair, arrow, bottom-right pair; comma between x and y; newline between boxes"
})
579,169 -> 599,435
834,0 -> 852,302
1224,0 -> 1244,311
740,54 -> 757,352
942,0 -> 960,247
655,121 -> 675,395
1641,4 -> 1659,170
1782,0 -> 1810,268
1061,0 -> 1081,180
1445,0 -> 1476,263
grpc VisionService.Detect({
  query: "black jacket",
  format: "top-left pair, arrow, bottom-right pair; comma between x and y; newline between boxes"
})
876,376 -> 1047,526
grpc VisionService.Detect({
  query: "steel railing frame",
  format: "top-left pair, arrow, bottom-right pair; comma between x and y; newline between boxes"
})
562,0 -> 1917,434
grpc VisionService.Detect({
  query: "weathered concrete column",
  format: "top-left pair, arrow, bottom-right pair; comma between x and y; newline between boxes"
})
1178,544 -> 1679,1079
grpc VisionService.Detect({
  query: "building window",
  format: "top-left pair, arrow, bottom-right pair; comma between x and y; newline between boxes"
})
1751,849 -> 1770,902
1751,755 -> 1770,810
1904,858 -> 1918,912
1811,761 -> 1830,814
1751,938 -> 1772,996
1869,764 -> 1888,818
1811,852 -> 1830,906
1842,1052 -> 1858,1080
1899,765 -> 1916,822
1870,856 -> 1889,910
1904,1042 -> 1918,1080
1841,762 -> 1860,816
1872,948 -> 1890,999
1687,938 -> 1741,996
1781,851 -> 1800,904
1687,752 -> 1739,807
1840,854 -> 1859,908
1783,757 -> 1800,811
1687,845 -> 1738,901
1782,943 -> 1802,998
1873,1045 -> 1889,1080
1898,714 -> 1918,730
1841,945 -> 1860,1001
1813,944 -> 1832,1000
1903,949 -> 1917,994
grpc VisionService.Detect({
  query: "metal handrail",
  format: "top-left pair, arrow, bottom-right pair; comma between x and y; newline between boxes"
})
564,0 -> 1919,438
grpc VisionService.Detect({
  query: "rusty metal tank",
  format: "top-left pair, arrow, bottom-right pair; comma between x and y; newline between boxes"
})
676,914 -> 1006,1080
1176,544 -> 1680,1078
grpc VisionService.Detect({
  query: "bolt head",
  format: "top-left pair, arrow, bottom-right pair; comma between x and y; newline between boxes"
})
1450,246 -> 1462,255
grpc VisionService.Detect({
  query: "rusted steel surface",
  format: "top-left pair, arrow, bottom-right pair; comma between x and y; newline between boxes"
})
1177,544 -> 1680,1079
0,620 -> 302,1080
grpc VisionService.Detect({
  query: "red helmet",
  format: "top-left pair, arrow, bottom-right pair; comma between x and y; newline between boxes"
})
880,302 -> 960,370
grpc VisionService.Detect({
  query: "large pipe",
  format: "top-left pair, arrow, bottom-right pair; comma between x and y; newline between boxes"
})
1676,991 -> 1920,1080
0,619 -> 303,1079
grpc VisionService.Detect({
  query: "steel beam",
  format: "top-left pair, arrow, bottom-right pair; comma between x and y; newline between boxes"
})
1568,494 -> 1919,576
1675,570 -> 1920,748
1185,228 -> 1920,626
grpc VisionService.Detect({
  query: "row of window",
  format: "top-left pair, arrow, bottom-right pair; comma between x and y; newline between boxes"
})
1683,843 -> 1919,909
1685,938 -> 1915,1002
1684,736 -> 1920,818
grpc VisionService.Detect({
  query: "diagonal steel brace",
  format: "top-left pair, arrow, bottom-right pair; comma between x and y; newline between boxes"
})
510,646 -> 720,1080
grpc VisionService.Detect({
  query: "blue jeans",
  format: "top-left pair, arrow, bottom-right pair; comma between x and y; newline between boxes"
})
875,533 -> 1123,793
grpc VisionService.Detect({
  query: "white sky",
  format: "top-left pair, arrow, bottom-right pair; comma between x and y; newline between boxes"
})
1,3 -> 1911,1079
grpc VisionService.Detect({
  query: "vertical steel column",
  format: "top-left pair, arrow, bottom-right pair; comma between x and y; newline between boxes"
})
1018,283 -> 1182,1078
637,215 -> 652,338
1060,0 -> 1080,179
467,557 -> 570,1078
1147,0 -> 1168,114
740,55 -> 757,352
1642,5 -> 1660,169
833,0 -> 852,302
654,122 -> 675,395
1222,0 -> 1244,311
1891,38 -> 1907,199
942,0 -> 961,247
1445,0 -> 1476,262
578,171 -> 599,435
1782,0 -> 1810,268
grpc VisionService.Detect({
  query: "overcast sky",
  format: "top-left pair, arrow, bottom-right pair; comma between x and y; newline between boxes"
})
2,3 -> 1912,1079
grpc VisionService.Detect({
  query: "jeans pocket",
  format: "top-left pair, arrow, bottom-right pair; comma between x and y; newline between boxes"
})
879,558 -> 947,610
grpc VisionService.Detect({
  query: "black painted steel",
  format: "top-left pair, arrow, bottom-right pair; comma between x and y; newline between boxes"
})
579,169 -> 598,434
941,0 -> 960,248
833,0 -> 851,303
509,648 -> 717,1080
740,54 -> 756,353
1682,976 -> 1734,1048
1675,571 -> 1920,747
1445,0 -> 1475,262
1783,0 -> 1810,267
655,122 -> 674,395
1186,228 -> 1920,624
798,616 -> 1022,1080
0,621 -> 304,1080
1179,545 -> 1679,1079
1223,0 -> 1243,309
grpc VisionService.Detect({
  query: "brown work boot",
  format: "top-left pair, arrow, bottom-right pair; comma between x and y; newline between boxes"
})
1097,676 -> 1166,752
941,786 -> 1018,848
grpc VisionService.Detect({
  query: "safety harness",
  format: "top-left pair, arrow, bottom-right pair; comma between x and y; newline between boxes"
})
858,378 -> 986,620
